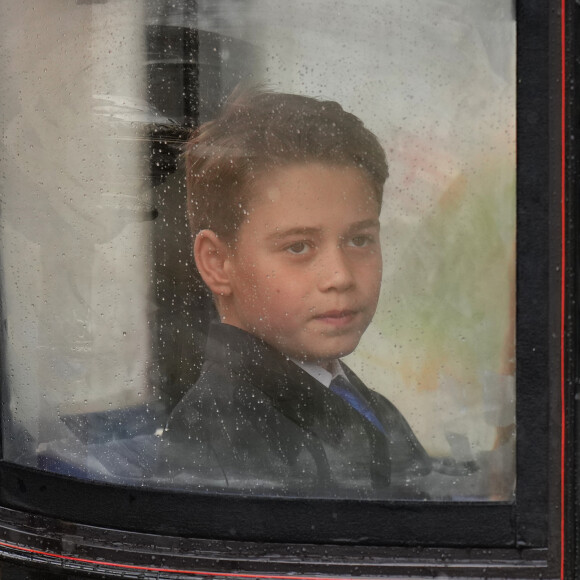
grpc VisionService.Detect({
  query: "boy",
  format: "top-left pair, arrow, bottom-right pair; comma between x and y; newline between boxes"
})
160,88 -> 436,498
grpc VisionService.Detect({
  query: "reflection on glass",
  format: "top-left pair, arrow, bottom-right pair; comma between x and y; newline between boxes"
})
0,0 -> 515,501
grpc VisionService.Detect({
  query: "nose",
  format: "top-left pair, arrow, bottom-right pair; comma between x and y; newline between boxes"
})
317,247 -> 355,292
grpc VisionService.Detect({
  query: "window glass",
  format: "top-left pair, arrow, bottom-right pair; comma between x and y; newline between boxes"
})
0,0 -> 515,501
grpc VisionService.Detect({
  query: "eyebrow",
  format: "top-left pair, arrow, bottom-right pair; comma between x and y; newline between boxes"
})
345,218 -> 381,233
267,227 -> 321,241
267,219 -> 380,241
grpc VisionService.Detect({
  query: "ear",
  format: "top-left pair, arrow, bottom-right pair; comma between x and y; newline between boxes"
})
193,230 -> 233,297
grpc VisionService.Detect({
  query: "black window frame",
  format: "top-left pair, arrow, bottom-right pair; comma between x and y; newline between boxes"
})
0,0 -> 576,578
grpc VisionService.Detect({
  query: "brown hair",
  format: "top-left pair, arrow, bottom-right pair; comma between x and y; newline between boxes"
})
185,87 -> 388,240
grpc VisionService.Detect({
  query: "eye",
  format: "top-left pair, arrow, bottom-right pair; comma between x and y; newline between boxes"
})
348,234 -> 374,248
286,241 -> 311,255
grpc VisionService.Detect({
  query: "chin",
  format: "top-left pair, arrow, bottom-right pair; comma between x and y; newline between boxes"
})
280,334 -> 362,363
316,343 -> 359,362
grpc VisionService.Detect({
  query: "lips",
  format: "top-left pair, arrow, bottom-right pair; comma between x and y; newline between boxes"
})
313,309 -> 358,327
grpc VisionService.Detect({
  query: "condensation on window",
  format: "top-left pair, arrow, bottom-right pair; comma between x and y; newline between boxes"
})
0,0 -> 515,501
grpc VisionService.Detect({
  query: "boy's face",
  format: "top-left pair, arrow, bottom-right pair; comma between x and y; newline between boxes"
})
219,163 -> 382,367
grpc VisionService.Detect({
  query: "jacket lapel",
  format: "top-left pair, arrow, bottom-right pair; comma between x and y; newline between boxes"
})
205,322 -> 380,445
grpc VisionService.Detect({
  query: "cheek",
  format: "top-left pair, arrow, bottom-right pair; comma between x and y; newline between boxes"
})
360,255 -> 382,281
269,283 -> 290,301
257,268 -> 314,308
254,278 -> 286,306
373,262 -> 383,286
264,282 -> 306,319
365,263 -> 383,302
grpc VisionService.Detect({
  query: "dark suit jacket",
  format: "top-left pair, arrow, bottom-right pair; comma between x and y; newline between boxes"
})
159,322 -> 434,498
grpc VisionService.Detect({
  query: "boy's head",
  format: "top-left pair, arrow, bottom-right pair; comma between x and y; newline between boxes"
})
186,88 -> 388,366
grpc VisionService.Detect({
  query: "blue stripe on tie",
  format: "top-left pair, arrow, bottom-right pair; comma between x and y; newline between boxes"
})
330,375 -> 386,435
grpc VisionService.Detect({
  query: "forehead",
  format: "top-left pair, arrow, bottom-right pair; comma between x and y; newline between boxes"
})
245,163 -> 381,218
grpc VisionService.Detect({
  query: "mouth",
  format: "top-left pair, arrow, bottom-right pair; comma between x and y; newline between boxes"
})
313,309 -> 358,327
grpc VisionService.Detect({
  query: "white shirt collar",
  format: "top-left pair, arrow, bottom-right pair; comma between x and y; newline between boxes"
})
291,358 -> 346,388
